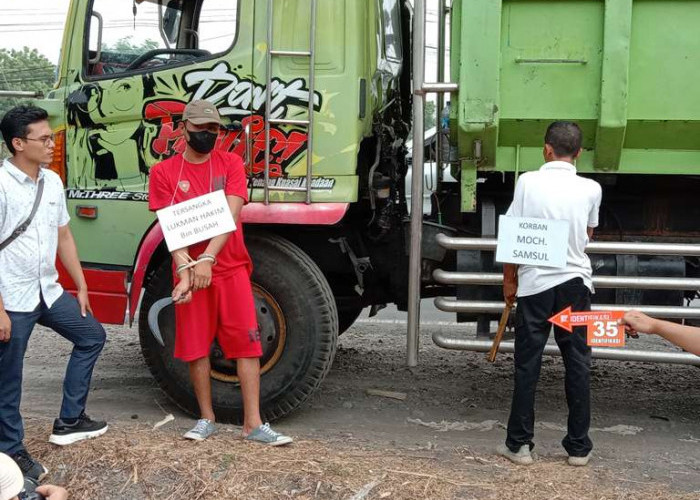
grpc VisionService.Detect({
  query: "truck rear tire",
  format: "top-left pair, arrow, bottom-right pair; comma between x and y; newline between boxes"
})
138,232 -> 338,424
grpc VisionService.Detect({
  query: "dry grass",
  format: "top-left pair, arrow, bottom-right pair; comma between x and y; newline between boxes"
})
23,422 -> 696,500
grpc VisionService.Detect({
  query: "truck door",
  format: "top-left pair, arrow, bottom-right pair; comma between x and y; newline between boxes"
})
65,0 -> 254,267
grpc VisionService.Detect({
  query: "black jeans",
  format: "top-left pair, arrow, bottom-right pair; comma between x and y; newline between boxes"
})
505,277 -> 593,457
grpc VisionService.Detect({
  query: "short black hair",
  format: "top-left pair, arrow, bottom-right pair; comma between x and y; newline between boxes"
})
544,121 -> 582,158
0,105 -> 49,155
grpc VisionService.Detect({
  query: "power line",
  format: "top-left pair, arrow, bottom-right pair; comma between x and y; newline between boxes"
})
0,28 -> 68,33
0,65 -> 55,76
1,72 -> 54,82
1,78 -> 54,86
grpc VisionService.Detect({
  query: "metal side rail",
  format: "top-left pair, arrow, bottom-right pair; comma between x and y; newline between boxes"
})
435,233 -> 700,256
434,297 -> 700,320
433,299 -> 700,366
432,235 -> 700,365
432,334 -> 700,366
433,270 -> 700,290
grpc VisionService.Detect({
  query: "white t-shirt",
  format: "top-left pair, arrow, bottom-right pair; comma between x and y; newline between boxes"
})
505,161 -> 602,298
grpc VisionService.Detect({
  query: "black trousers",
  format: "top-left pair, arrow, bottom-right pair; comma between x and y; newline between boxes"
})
505,277 -> 593,457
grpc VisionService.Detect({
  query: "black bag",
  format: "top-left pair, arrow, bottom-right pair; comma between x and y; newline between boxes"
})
0,176 -> 45,252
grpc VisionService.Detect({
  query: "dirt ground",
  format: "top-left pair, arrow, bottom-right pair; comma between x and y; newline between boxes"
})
18,312 -> 700,499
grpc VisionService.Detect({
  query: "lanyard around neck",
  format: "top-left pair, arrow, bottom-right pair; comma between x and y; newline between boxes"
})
169,154 -> 213,206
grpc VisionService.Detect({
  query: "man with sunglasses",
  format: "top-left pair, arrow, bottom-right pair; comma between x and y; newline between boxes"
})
0,106 -> 108,481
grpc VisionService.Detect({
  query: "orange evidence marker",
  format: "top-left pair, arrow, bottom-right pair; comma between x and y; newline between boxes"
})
548,306 -> 625,348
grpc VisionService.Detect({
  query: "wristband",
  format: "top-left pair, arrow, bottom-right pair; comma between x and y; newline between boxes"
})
198,253 -> 217,266
175,251 -> 199,275
176,263 -> 191,275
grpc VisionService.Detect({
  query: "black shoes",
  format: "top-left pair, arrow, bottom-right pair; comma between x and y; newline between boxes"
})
48,413 -> 109,446
10,449 -> 48,481
9,414 -> 106,482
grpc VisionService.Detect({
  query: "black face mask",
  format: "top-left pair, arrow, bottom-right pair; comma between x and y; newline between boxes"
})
186,130 -> 218,154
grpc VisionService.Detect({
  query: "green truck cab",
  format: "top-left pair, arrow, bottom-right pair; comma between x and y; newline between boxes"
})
36,0 -> 700,422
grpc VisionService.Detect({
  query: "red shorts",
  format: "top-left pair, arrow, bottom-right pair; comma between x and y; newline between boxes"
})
174,266 -> 263,361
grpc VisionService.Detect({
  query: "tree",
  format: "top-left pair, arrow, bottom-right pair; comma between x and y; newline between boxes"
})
102,36 -> 160,54
0,47 -> 56,117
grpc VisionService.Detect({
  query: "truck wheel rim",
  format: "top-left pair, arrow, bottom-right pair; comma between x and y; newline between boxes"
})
210,283 -> 287,382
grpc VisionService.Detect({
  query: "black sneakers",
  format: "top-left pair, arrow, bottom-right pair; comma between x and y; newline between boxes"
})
10,449 -> 48,481
48,413 -> 109,446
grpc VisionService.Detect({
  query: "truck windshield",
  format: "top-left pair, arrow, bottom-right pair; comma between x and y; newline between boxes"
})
85,0 -> 238,78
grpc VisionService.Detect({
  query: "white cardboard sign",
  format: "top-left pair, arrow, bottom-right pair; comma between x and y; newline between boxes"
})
496,215 -> 569,269
157,190 -> 236,251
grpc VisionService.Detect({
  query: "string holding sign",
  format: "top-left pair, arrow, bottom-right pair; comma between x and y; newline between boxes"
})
548,306 -> 625,347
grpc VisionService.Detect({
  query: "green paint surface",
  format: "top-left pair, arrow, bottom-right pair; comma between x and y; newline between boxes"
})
453,0 -> 700,210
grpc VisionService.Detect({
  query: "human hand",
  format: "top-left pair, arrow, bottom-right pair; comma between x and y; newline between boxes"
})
77,288 -> 93,318
619,310 -> 657,337
192,260 -> 213,291
503,280 -> 517,306
35,484 -> 69,500
172,273 -> 193,304
0,310 -> 11,342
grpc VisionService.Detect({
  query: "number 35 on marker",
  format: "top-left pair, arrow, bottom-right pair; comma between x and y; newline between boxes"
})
548,307 -> 625,347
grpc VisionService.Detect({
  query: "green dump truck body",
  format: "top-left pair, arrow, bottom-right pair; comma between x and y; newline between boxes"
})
452,0 -> 700,212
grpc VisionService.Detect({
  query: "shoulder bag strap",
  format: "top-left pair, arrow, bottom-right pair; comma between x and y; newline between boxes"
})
0,176 -> 45,252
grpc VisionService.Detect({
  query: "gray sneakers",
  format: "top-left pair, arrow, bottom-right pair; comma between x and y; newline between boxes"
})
568,453 -> 591,466
183,419 -> 292,446
245,423 -> 293,446
497,444 -> 534,465
183,419 -> 216,441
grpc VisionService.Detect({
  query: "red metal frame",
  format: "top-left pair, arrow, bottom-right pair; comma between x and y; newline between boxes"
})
241,202 -> 349,225
57,261 -> 128,324
129,222 -> 165,325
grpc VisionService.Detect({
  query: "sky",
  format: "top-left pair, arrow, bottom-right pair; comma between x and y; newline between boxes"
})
0,0 -> 72,64
0,0 -> 448,83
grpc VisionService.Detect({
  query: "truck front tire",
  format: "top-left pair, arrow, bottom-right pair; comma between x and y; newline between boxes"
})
139,232 -> 338,424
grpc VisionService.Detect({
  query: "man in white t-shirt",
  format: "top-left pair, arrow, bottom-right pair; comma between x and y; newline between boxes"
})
497,121 -> 602,467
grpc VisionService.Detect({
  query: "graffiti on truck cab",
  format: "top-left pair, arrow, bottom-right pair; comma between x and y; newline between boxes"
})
66,62 -> 324,190
184,62 -> 321,119
67,76 -> 160,189
144,102 -> 310,178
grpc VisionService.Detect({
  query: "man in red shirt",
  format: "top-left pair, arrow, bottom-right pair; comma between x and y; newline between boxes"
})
148,100 -> 292,445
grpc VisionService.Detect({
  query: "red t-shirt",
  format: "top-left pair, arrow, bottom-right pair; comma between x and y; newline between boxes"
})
148,151 -> 252,277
